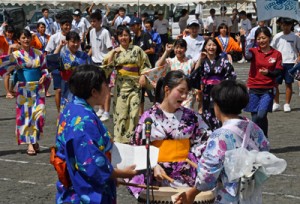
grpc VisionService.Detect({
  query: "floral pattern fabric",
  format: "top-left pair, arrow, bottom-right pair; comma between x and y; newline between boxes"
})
128,103 -> 211,198
195,118 -> 269,204
55,97 -> 115,204
199,56 -> 236,130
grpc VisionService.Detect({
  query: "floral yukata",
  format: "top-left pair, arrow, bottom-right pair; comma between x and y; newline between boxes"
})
195,118 -> 269,204
199,56 -> 236,130
59,47 -> 90,111
165,56 -> 195,109
55,97 -> 115,204
128,103 -> 210,199
0,48 -> 50,145
104,44 -> 151,143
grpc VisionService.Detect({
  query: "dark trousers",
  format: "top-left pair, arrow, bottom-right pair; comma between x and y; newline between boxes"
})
251,110 -> 269,137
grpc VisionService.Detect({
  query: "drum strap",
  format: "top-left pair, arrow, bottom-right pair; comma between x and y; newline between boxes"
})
151,139 -> 190,162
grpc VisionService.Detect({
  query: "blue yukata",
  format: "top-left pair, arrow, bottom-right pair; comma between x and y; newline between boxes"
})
55,97 -> 115,204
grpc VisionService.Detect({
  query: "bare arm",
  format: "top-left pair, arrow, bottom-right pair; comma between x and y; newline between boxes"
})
157,44 -> 173,67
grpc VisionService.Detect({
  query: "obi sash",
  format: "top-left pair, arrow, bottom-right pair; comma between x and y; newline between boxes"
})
151,139 -> 190,162
15,68 -> 41,82
117,64 -> 139,77
202,76 -> 223,85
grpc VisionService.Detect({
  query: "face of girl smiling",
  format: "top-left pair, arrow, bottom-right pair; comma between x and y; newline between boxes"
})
174,45 -> 186,59
117,30 -> 130,48
256,32 -> 270,50
67,39 -> 80,54
219,26 -> 227,37
18,33 -> 32,50
204,39 -> 217,56
163,80 -> 189,111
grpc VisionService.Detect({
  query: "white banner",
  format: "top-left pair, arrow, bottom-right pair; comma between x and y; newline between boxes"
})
257,0 -> 300,22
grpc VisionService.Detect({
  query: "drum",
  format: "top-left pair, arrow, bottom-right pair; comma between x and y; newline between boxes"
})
138,187 -> 215,204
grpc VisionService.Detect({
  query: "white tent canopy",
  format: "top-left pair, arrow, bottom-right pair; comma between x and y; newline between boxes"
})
1,0 -> 255,6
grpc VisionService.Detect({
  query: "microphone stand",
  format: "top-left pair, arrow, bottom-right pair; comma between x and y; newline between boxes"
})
145,127 -> 151,204
144,118 -> 153,204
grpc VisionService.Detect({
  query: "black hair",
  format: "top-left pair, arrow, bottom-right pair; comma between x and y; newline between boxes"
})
232,8 -> 239,13
144,19 -> 153,27
141,12 -> 149,18
218,23 -> 229,34
66,31 -> 80,41
173,38 -> 187,50
155,70 -> 191,103
5,25 -> 15,33
37,22 -> 46,29
202,37 -> 222,57
42,8 -> 49,13
181,9 -> 188,16
119,7 -> 126,12
220,6 -> 227,12
209,8 -> 216,14
17,29 -> 32,39
239,10 -> 246,16
90,11 -> 102,21
55,13 -> 62,20
255,27 -> 272,41
116,25 -> 131,42
211,80 -> 249,115
69,64 -> 107,99
60,15 -> 73,25
246,13 -> 253,20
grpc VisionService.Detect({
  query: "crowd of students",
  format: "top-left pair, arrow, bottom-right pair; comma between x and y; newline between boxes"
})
0,3 -> 298,204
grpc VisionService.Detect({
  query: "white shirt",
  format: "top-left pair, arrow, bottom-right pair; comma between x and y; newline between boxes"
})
113,16 -> 131,29
38,17 -> 54,35
153,19 -> 169,34
205,16 -> 216,33
89,27 -> 113,63
184,35 -> 205,62
102,15 -> 109,27
215,16 -> 232,29
53,21 -> 61,33
271,32 -> 300,63
72,17 -> 91,41
45,32 -> 66,53
240,18 -> 252,35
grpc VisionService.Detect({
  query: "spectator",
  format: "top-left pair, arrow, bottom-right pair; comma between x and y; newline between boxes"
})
179,9 -> 189,34
204,8 -> 216,37
72,9 -> 91,50
38,8 -> 54,35
230,8 -> 239,39
237,10 -> 252,64
215,6 -> 232,35
111,7 -> 131,30
153,10 -> 169,49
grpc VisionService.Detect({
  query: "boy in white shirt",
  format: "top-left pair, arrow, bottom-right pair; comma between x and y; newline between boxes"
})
38,8 -> 54,35
238,10 -> 252,63
205,8 -> 216,37
45,15 -> 72,112
184,19 -> 205,63
72,9 -> 91,50
88,11 -> 113,121
271,17 -> 300,112
111,7 -> 131,30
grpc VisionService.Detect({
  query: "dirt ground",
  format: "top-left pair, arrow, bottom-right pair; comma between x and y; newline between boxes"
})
0,62 -> 299,203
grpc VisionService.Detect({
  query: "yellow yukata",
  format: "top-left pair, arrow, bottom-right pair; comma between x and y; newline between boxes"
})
104,45 -> 151,143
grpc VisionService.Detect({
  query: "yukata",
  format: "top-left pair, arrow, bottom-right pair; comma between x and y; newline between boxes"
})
59,47 -> 90,112
103,44 -> 151,143
128,103 -> 210,199
165,56 -> 195,109
55,96 -> 115,204
0,48 -> 50,145
195,118 -> 269,204
199,56 -> 236,130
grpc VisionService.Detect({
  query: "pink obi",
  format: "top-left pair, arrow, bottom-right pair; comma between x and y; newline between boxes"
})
202,76 -> 223,85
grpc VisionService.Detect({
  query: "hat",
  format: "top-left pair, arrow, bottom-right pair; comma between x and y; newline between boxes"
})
187,19 -> 200,27
158,10 -> 164,15
129,17 -> 142,26
73,9 -> 82,16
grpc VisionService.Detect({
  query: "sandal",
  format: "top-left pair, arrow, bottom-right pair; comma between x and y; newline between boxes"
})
33,143 -> 40,153
26,149 -> 37,156
5,93 -> 14,99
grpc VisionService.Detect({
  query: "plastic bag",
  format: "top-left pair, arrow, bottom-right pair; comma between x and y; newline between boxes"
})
224,148 -> 257,182
255,151 -> 287,176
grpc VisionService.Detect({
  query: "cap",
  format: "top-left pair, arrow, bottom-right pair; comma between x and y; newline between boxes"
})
158,10 -> 164,15
73,9 -> 82,16
129,17 -> 142,26
187,19 -> 200,27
